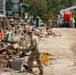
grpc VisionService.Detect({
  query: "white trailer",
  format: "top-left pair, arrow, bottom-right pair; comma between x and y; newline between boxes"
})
0,0 -> 6,17
0,0 -> 6,29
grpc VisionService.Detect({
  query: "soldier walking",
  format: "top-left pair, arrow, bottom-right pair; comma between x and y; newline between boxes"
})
27,31 -> 43,75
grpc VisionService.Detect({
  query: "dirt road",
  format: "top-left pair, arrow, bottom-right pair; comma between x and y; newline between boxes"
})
39,28 -> 76,75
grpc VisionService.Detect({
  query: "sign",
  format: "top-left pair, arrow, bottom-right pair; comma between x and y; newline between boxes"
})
0,0 -> 5,17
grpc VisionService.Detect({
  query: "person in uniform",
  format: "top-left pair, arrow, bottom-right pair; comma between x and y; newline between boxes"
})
27,31 -> 43,75
47,18 -> 53,28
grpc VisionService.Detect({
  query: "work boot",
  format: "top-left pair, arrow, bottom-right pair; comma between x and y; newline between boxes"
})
28,69 -> 34,74
23,64 -> 29,70
39,70 -> 43,75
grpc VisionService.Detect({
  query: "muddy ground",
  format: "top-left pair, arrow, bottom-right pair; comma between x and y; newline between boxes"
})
0,28 -> 76,75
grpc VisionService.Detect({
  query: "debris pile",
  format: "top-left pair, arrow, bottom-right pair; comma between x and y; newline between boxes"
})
0,18 -> 54,73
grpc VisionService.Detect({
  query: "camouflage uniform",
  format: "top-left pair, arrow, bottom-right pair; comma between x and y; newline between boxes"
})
47,19 -> 53,28
27,35 -> 43,72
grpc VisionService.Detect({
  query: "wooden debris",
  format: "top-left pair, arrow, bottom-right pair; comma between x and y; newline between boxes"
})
13,43 -> 19,49
6,49 -> 13,55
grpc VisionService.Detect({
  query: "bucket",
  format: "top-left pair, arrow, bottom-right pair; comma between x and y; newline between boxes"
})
8,60 -> 23,71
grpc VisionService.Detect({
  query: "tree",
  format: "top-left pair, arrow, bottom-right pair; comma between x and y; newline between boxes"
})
23,0 -> 47,20
22,0 -> 76,21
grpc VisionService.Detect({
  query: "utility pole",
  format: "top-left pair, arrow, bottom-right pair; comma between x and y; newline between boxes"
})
19,0 -> 21,17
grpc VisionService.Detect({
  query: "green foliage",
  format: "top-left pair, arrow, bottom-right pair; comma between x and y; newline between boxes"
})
23,0 -> 47,16
23,0 -> 76,21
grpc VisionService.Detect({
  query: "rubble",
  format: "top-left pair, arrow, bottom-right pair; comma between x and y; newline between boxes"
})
0,18 -> 54,74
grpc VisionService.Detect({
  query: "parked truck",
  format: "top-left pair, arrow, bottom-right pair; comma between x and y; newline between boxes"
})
58,6 -> 76,27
